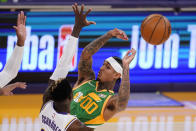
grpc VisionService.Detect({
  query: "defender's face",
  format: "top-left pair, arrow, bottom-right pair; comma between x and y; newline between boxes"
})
97,61 -> 120,82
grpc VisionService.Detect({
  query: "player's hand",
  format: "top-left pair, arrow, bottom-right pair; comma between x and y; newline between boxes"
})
13,11 -> 27,47
0,82 -> 27,96
72,3 -> 96,29
108,28 -> 128,40
122,48 -> 136,68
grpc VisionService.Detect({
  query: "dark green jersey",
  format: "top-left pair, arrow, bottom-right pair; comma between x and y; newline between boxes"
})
70,80 -> 114,128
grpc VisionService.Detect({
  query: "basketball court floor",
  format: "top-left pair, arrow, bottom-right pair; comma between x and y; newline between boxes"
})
0,92 -> 195,131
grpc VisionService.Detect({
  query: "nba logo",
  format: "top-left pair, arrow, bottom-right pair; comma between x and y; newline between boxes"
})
57,25 -> 78,71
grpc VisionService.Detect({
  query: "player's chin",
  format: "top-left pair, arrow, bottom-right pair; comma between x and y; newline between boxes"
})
97,75 -> 102,81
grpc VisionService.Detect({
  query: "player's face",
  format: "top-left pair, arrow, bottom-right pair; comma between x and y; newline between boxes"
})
97,61 -> 120,82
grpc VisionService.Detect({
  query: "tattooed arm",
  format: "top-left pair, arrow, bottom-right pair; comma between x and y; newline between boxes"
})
117,65 -> 131,111
103,49 -> 136,121
75,33 -> 111,85
75,28 -> 128,86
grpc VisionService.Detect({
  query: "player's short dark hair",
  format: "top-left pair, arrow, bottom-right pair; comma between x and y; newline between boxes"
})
51,79 -> 72,102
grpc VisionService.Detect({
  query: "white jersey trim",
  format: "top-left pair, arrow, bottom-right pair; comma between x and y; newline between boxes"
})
64,117 -> 77,131
87,125 -> 100,128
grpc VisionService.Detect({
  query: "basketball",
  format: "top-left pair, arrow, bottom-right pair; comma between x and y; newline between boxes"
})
140,14 -> 171,45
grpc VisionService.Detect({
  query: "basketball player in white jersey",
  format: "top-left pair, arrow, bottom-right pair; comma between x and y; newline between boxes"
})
40,3 -> 95,131
0,11 -> 27,95
40,79 -> 93,131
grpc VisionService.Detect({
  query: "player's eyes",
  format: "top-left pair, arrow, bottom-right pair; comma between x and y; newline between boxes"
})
106,65 -> 110,69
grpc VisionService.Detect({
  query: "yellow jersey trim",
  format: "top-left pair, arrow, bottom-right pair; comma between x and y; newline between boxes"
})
88,92 -> 101,101
95,81 -> 114,94
84,114 -> 104,125
73,80 -> 91,90
101,95 -> 112,121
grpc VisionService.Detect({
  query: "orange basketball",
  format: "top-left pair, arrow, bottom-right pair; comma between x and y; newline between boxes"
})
140,14 -> 171,45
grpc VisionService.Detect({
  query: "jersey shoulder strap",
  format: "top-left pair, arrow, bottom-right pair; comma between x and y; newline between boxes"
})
73,80 -> 95,90
64,115 -> 77,131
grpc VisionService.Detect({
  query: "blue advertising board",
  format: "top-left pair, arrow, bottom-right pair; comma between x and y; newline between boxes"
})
0,11 -> 196,83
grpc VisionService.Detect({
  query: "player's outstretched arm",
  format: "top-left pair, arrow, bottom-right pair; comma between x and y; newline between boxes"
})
0,82 -> 26,96
43,3 -> 96,106
0,11 -> 26,88
75,28 -> 128,86
103,49 -> 136,121
67,119 -> 94,131
117,48 -> 136,110
50,3 -> 96,81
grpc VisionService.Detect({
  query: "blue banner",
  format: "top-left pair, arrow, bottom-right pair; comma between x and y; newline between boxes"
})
0,11 -> 196,83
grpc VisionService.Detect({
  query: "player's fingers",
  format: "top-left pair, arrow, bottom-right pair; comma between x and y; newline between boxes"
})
80,4 -> 84,15
74,3 -> 79,15
85,8 -> 92,16
117,35 -> 128,40
72,5 -> 76,14
117,31 -> 127,40
17,82 -> 27,89
116,35 -> 124,40
88,21 -> 96,25
20,83 -> 27,89
131,51 -> 136,57
19,11 -> 23,25
21,11 -> 25,25
23,15 -> 26,26
119,31 -> 128,40
122,31 -> 128,37
13,26 -> 17,30
130,48 -> 136,54
125,50 -> 132,56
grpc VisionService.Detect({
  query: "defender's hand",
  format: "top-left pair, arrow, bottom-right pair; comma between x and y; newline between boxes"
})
72,3 -> 96,29
13,11 -> 27,46
0,82 -> 27,96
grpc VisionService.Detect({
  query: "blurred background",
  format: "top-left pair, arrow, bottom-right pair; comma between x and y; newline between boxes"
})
0,0 -> 196,131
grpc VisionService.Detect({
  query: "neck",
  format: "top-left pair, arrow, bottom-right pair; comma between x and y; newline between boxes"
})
53,101 -> 70,114
97,80 -> 116,91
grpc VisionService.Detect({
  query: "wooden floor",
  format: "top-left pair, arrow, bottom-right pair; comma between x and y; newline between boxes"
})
0,92 -> 196,131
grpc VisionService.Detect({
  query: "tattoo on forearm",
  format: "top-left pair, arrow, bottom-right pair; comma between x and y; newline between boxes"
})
78,58 -> 95,82
118,67 -> 130,111
77,33 -> 112,82
83,33 -> 112,56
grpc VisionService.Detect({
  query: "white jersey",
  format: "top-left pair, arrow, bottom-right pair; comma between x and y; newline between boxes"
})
39,101 -> 77,131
